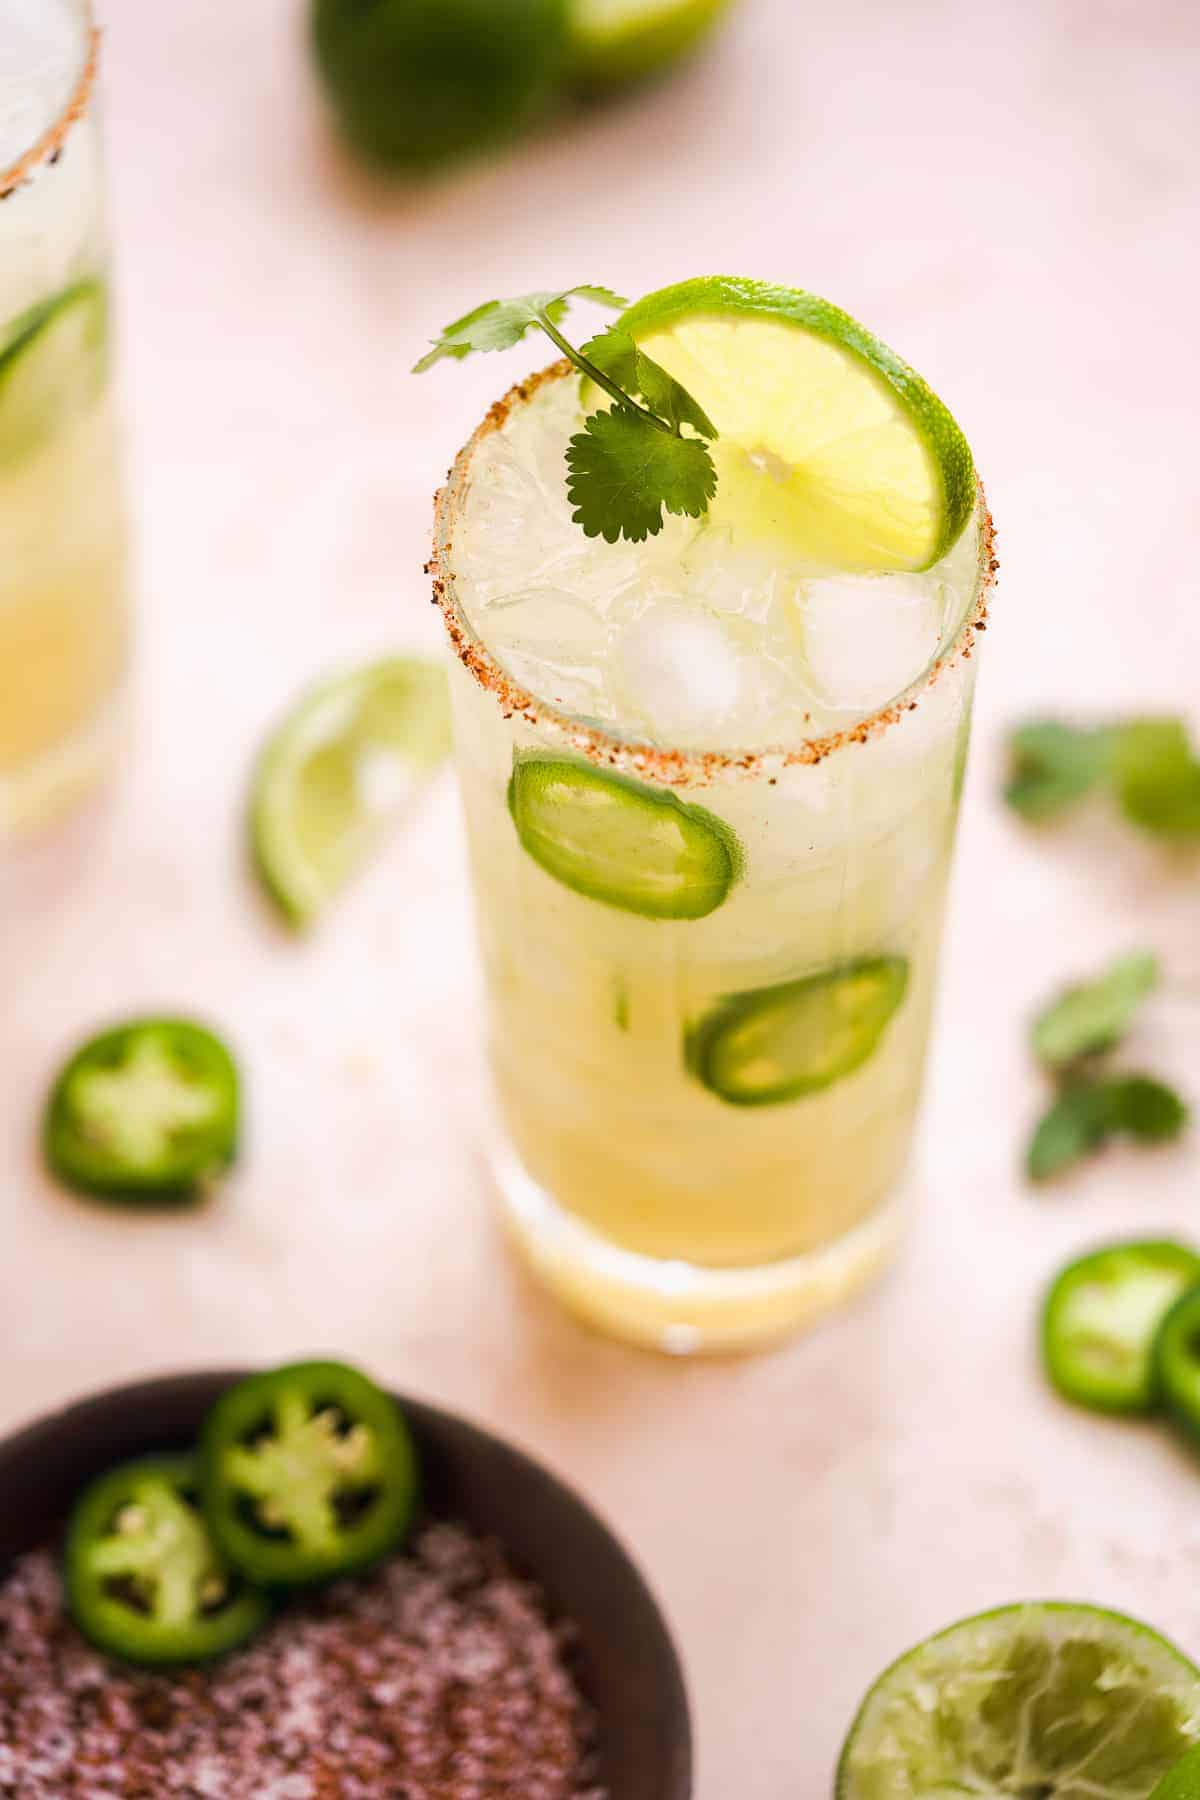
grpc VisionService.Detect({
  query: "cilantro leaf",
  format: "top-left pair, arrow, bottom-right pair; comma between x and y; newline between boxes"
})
1112,1075 -> 1189,1142
1111,718 -> 1200,839
1027,1084 -> 1115,1181
1027,1073 -> 1189,1182
1032,951 -> 1160,1070
583,329 -> 719,440
415,283 -> 723,543
413,286 -> 626,373
1003,721 -> 1113,821
565,407 -> 718,544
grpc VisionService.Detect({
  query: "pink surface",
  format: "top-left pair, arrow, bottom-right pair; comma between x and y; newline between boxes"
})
4,0 -> 1200,1792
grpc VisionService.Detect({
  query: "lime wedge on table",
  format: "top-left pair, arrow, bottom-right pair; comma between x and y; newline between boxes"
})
600,276 -> 974,572
250,658 -> 451,927
838,1603 -> 1200,1800
0,280 -> 107,466
569,0 -> 734,86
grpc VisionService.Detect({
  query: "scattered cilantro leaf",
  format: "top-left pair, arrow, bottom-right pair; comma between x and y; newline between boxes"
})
1004,713 -> 1200,839
1111,719 -> 1200,839
1113,1075 -> 1189,1143
1027,1073 -> 1188,1182
1027,1084 -> 1115,1182
415,284 -> 721,542
583,329 -> 719,439
1003,721 -> 1113,821
566,407 -> 717,543
413,286 -> 626,372
1032,951 -> 1160,1070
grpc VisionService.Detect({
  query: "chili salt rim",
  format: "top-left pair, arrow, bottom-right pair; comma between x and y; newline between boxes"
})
0,5 -> 98,201
430,360 -> 998,788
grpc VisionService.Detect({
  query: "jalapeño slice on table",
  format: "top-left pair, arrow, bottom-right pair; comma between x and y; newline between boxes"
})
65,1453 -> 272,1666
0,279 -> 108,466
201,1362 -> 419,1588
507,753 -> 740,921
688,956 -> 909,1107
43,1019 -> 240,1204
1152,1287 -> 1200,1442
1041,1240 -> 1200,1415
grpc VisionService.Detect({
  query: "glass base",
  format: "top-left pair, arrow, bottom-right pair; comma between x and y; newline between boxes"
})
0,680 -> 129,839
491,1137 -> 905,1355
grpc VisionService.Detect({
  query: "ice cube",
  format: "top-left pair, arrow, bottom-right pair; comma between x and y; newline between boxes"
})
612,601 -> 757,745
794,573 -> 947,715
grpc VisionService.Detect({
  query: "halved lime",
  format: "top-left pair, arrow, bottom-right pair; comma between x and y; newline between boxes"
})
250,658 -> 451,927
1042,1240 -> 1200,1414
838,1603 -> 1200,1800
569,0 -> 734,86
598,276 -> 974,571
1153,1746 -> 1200,1800
688,957 -> 908,1107
507,753 -> 740,920
0,280 -> 108,466
311,0 -> 570,171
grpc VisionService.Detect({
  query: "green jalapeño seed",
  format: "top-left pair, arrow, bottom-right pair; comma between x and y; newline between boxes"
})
508,753 -> 741,920
44,1019 -> 240,1204
688,956 -> 909,1107
65,1453 -> 271,1666
1041,1240 -> 1200,1415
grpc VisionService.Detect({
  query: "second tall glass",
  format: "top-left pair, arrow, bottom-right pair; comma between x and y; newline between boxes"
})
0,0 -> 130,837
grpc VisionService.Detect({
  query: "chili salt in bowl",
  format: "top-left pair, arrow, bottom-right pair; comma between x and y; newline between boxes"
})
0,1369 -> 692,1799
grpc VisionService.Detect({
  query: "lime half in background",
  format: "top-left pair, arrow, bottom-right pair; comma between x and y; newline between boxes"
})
250,657 -> 451,927
568,0 -> 735,87
593,276 -> 975,572
838,1603 -> 1200,1799
311,0 -> 570,171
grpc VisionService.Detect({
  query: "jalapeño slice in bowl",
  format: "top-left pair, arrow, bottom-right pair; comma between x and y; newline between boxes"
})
43,1019 -> 240,1204
1041,1240 -> 1200,1415
1152,1286 -> 1200,1443
688,956 -> 908,1107
836,1602 -> 1200,1800
64,1453 -> 272,1667
508,753 -> 740,920
201,1362 -> 419,1588
0,279 -> 108,467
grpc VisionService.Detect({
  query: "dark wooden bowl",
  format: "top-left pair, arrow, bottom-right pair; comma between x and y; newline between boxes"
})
0,1370 -> 692,1799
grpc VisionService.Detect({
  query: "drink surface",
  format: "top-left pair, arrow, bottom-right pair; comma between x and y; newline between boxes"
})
452,371 -> 980,751
438,364 -> 988,1348
0,0 -> 129,834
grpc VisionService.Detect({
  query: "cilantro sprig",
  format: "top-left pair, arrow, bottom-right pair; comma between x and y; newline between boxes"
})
1024,950 -> 1189,1182
414,286 -> 719,544
1004,715 -> 1200,840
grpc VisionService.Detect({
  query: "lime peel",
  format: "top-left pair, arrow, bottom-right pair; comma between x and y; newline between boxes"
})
613,276 -> 975,572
